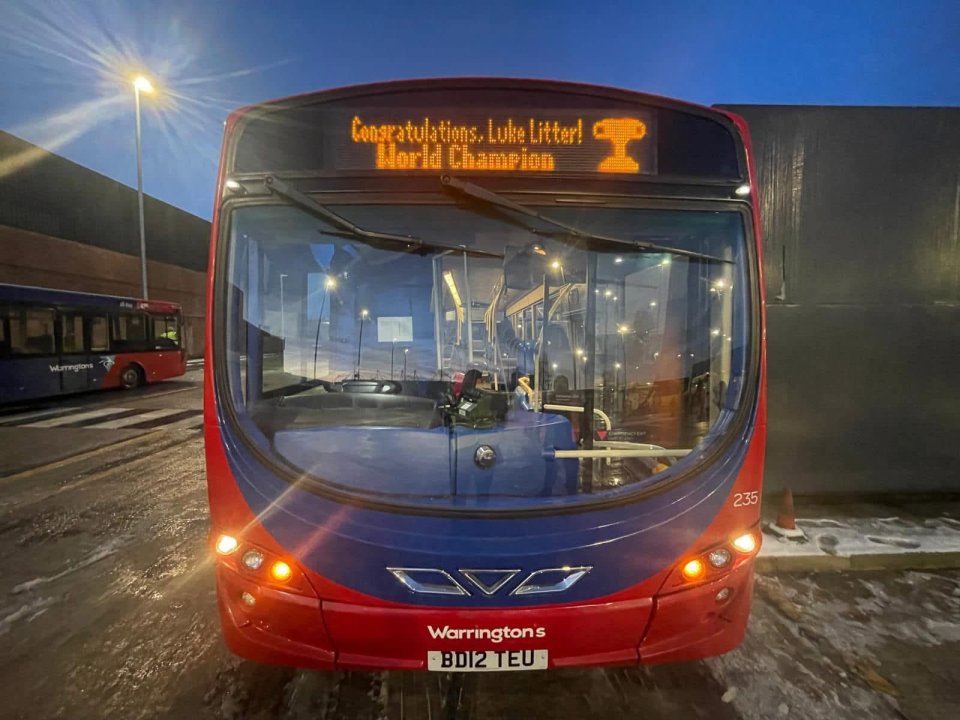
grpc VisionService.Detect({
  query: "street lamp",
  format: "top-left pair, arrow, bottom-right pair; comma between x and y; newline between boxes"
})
132,75 -> 154,299
403,347 -> 409,380
312,275 -> 337,378
550,259 -> 565,283
355,308 -> 369,379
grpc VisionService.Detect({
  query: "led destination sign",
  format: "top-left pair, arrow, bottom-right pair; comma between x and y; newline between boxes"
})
341,110 -> 657,175
232,86 -> 742,180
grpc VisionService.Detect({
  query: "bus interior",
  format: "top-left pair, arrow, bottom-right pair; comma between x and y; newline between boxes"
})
224,200 -> 749,501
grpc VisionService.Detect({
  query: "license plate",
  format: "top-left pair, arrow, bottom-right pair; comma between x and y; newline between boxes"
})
427,649 -> 548,672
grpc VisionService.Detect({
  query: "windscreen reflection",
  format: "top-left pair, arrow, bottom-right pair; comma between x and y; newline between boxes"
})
223,202 -> 750,509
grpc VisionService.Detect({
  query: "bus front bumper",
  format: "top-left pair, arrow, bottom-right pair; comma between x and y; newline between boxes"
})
215,561 -> 754,670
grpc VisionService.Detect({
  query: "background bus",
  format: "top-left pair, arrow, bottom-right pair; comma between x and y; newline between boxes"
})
0,283 -> 186,404
207,79 -> 765,670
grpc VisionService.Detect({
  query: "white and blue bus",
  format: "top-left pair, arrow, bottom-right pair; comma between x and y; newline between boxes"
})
0,283 -> 186,404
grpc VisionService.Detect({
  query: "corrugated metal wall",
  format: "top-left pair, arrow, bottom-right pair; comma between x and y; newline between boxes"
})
0,131 -> 209,272
719,106 -> 960,494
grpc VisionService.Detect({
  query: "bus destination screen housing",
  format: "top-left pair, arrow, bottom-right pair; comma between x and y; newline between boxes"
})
231,87 -> 742,181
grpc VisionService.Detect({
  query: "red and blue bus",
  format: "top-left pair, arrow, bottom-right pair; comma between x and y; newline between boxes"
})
0,283 -> 186,404
206,79 -> 766,671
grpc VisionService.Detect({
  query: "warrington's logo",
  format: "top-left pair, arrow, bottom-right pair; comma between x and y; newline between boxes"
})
99,355 -> 115,371
593,117 -> 647,173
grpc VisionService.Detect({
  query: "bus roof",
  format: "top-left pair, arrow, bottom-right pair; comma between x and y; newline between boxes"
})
0,283 -> 182,315
227,77 -> 735,123
223,77 -> 746,185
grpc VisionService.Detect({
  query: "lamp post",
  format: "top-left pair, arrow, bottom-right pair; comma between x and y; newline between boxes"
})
132,75 -> 154,300
403,347 -> 408,380
617,325 -> 630,416
279,273 -> 288,339
355,309 -> 369,379
313,275 -> 336,378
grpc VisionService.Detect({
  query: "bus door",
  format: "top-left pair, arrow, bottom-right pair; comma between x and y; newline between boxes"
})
58,310 -> 92,394
0,305 -> 59,403
148,313 -> 186,378
87,314 -> 112,389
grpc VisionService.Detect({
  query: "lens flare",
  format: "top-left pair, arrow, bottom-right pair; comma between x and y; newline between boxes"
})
0,0 -> 291,206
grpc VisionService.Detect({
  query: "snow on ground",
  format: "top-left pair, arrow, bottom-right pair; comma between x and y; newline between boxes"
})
706,593 -> 899,720
0,596 -> 57,636
804,571 -> 960,655
0,536 -> 131,638
760,515 -> 960,559
707,565 -> 960,720
10,535 -> 129,595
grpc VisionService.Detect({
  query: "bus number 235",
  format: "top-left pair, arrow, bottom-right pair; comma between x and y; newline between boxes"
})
733,491 -> 759,507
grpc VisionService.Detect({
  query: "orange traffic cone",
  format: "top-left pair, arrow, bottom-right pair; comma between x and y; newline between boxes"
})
777,488 -> 797,530
766,487 -> 806,540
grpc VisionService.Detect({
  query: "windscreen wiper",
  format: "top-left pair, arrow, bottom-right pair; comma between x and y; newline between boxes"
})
265,176 -> 502,259
441,175 -> 731,264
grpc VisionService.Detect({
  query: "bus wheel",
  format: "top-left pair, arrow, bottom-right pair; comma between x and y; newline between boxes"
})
120,365 -> 143,390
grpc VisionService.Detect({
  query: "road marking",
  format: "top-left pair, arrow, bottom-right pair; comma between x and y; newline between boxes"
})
137,384 -> 197,400
162,415 -> 205,431
5,404 -> 201,431
0,407 -> 69,425
122,409 -> 200,430
24,407 -> 136,428
84,408 -> 186,429
0,427 -> 170,483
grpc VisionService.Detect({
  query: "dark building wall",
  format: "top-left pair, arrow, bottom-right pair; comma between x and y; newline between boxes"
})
0,131 -> 210,357
0,131 -> 209,272
719,105 -> 960,495
0,225 -> 206,357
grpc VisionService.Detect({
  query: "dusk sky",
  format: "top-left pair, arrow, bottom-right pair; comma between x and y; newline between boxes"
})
1,0 -> 958,219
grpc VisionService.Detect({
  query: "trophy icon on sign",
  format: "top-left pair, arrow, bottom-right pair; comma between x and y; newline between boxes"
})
593,117 -> 647,173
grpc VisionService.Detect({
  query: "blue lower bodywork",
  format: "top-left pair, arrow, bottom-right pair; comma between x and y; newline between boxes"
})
272,411 -> 579,498
0,355 -> 114,404
220,403 -> 751,608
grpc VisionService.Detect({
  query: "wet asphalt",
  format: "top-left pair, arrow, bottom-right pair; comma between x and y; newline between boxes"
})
0,372 -> 958,719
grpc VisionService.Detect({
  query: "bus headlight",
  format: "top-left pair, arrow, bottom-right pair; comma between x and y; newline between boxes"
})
242,549 -> 264,570
732,532 -> 758,554
214,538 -> 316,598
215,534 -> 239,555
708,548 -> 732,568
669,527 -> 760,590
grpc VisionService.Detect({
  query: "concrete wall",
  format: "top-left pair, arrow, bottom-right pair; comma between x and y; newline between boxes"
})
0,224 -> 206,357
